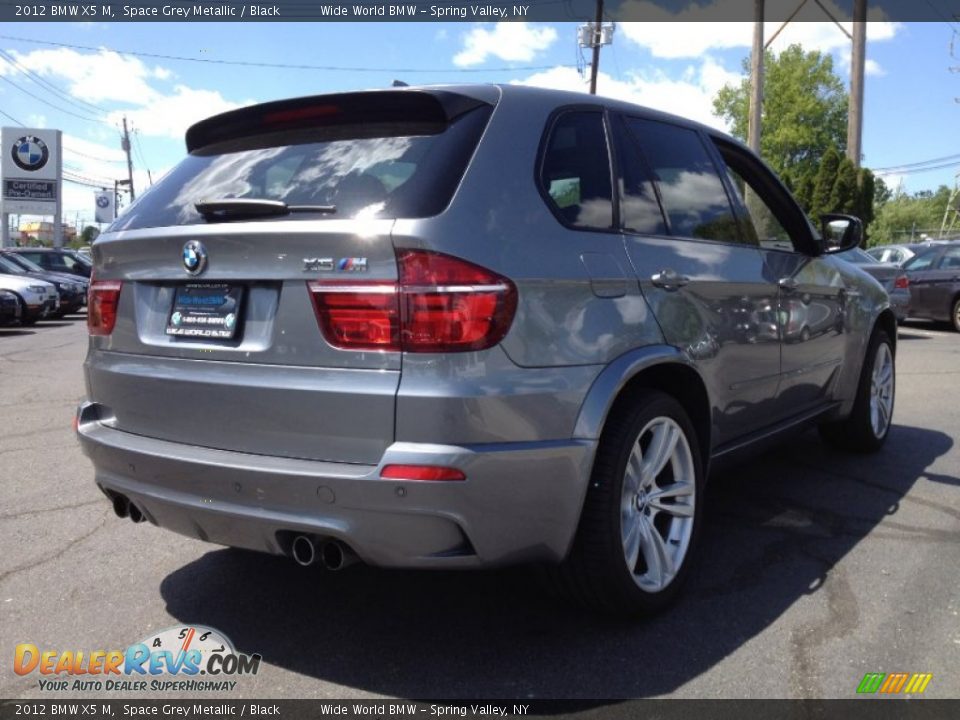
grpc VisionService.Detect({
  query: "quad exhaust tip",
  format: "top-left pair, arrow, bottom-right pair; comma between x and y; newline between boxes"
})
110,493 -> 146,523
291,535 -> 358,570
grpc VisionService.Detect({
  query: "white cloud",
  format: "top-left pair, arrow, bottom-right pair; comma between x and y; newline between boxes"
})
615,1 -> 899,59
2,47 -> 242,140
453,23 -> 558,67
105,85 -> 243,140
514,57 -> 740,130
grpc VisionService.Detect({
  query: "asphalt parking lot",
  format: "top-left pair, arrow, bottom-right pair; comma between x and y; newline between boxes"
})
1,315 -> 958,700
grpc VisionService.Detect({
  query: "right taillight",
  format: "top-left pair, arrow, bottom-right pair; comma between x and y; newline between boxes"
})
894,275 -> 909,290
87,279 -> 122,336
307,250 -> 517,353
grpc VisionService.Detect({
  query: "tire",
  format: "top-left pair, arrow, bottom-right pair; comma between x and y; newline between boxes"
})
819,328 -> 895,453
556,389 -> 704,616
10,295 -> 36,326
952,297 -> 960,333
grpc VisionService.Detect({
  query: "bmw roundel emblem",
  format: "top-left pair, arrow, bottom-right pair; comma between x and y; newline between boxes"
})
11,135 -> 49,172
182,240 -> 207,275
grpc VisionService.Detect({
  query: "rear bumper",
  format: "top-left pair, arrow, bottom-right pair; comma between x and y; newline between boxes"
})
77,403 -> 595,568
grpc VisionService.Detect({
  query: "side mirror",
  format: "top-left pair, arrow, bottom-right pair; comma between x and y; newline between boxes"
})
819,213 -> 863,254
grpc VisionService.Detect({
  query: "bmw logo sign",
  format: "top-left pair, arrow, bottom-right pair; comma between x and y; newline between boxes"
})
11,135 -> 49,172
182,240 -> 207,276
96,195 -> 110,208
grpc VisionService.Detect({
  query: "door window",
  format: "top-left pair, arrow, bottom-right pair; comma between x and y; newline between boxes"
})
623,117 -> 741,243
724,167 -> 793,251
539,111 -> 614,230
937,246 -> 960,269
610,116 -> 668,235
904,250 -> 938,271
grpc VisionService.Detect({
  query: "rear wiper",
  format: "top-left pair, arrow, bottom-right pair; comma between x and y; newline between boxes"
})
195,198 -> 336,220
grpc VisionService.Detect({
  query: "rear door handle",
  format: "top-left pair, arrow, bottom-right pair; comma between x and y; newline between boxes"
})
651,269 -> 690,290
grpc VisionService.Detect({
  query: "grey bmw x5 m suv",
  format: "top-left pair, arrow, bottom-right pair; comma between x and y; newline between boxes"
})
77,85 -> 896,615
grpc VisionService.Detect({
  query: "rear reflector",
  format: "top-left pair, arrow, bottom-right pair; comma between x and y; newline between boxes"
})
307,250 -> 517,353
380,465 -> 466,482
87,279 -> 122,336
894,275 -> 909,290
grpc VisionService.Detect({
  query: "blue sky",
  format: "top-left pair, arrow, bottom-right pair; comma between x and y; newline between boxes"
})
1,19 -> 958,227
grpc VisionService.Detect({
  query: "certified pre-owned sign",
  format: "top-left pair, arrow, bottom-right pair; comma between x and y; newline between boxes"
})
0,126 -> 62,215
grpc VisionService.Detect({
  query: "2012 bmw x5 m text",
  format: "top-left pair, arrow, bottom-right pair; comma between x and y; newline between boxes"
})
77,85 -> 896,615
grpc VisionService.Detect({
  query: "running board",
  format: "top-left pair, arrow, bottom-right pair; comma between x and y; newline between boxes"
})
710,402 -> 842,462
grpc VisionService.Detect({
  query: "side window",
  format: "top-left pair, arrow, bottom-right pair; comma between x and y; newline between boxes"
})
724,167 -> 792,251
904,251 -> 937,271
938,246 -> 960,269
611,116 -> 667,235
624,118 -> 741,243
539,111 -> 613,230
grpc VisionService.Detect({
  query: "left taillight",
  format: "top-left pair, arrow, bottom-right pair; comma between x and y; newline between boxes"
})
87,280 -> 122,336
894,275 -> 909,290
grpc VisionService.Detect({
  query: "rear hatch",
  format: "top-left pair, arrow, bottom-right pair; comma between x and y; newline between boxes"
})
87,89 -> 494,464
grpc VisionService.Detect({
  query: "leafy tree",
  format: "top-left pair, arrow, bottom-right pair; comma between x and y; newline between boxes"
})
713,44 -> 848,198
80,225 -> 100,244
829,157 -> 859,215
868,186 -> 954,246
810,146 -> 841,219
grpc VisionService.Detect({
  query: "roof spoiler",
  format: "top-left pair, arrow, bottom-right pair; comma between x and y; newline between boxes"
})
185,89 -> 491,154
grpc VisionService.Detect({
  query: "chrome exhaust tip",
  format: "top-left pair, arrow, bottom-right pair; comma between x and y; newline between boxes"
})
291,535 -> 319,567
321,540 -> 358,571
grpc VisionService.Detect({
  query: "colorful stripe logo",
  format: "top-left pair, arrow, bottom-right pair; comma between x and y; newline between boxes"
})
857,672 -> 932,694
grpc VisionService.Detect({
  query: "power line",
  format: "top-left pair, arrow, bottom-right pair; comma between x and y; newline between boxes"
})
64,144 -> 126,165
875,160 -> 960,177
0,68 -> 107,125
0,107 -> 25,125
0,34 -> 573,74
873,153 -> 960,172
0,48 -> 107,117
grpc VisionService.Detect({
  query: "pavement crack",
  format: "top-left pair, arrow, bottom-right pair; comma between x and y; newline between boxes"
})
0,508 -> 110,586
0,498 -> 102,521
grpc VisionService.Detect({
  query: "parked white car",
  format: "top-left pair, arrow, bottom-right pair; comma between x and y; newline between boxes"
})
0,274 -> 58,325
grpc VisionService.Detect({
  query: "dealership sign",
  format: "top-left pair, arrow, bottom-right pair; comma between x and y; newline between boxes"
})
1,127 -> 62,214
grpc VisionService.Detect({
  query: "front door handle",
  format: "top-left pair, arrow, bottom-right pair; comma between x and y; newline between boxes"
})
651,269 -> 690,290
779,277 -> 799,292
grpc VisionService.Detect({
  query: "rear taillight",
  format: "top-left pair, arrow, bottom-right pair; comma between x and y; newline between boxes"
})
87,279 -> 122,336
308,250 -> 517,353
894,275 -> 909,290
307,281 -> 400,351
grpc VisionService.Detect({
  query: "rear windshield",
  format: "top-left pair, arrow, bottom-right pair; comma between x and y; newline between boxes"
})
111,104 -> 491,232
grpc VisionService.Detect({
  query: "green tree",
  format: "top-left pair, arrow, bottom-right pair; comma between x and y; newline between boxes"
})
810,146 -> 841,219
713,44 -> 848,202
80,225 -> 100,244
829,157 -> 859,215
868,186 -> 953,246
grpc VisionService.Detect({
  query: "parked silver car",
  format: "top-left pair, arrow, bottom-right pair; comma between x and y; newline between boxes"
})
77,86 -> 898,615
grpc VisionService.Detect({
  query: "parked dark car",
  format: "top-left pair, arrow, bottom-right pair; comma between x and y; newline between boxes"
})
0,289 -> 22,326
902,243 -> 960,331
839,248 -> 910,322
8,247 -> 93,279
76,85 -> 898,616
0,253 -> 86,316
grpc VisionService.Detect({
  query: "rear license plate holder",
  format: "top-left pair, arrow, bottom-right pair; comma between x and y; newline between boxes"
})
166,283 -> 244,339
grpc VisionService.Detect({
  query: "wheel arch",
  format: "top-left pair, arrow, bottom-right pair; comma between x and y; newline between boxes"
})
574,347 -> 712,470
875,308 -> 898,354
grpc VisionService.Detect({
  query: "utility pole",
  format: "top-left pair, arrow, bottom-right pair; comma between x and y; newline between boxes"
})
847,0 -> 867,168
578,1 -> 613,95
589,0 -> 604,95
748,0 -> 764,153
121,116 -> 136,201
